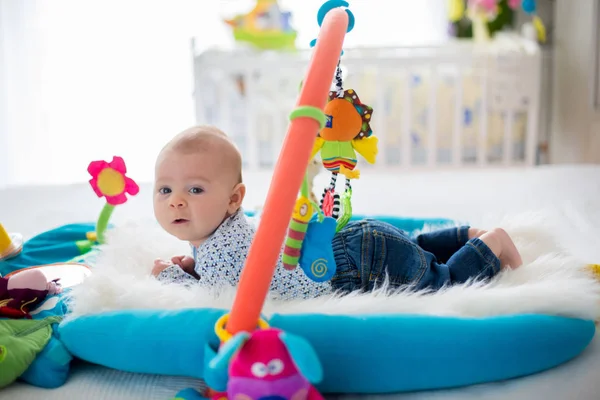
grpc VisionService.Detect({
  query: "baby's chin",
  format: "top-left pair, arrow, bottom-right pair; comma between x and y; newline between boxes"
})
158,222 -> 192,241
164,226 -> 207,245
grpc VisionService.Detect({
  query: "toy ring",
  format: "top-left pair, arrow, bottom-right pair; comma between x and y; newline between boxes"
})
214,313 -> 269,343
317,0 -> 355,33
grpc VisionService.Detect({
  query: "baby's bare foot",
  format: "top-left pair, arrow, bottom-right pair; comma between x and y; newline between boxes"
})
480,228 -> 523,269
468,228 -> 487,239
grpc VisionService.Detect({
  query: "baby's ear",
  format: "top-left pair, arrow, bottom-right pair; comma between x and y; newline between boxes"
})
228,183 -> 246,213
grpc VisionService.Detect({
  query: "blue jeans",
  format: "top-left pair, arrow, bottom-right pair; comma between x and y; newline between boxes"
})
331,220 -> 501,293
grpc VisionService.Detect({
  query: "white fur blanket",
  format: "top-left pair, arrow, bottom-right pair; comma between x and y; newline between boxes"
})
66,210 -> 600,321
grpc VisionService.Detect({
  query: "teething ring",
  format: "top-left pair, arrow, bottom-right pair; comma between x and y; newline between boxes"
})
321,190 -> 335,217
317,0 -> 355,32
214,313 -> 269,343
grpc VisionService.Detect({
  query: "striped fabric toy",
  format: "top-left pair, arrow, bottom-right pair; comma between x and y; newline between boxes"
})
282,175 -> 322,270
282,198 -> 314,270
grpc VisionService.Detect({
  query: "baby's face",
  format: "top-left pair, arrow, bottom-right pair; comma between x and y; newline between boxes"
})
153,149 -> 240,246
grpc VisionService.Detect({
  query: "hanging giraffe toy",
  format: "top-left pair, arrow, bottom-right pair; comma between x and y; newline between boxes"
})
310,62 -> 378,229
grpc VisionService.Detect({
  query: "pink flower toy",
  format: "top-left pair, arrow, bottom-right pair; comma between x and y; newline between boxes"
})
87,156 -> 139,244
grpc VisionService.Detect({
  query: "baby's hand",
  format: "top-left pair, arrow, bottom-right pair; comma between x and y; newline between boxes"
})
46,280 -> 62,295
171,256 -> 199,278
152,259 -> 172,277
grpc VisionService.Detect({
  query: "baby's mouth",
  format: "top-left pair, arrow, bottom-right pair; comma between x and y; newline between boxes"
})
172,218 -> 189,224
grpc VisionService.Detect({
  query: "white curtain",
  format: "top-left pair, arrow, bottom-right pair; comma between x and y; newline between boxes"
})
0,0 -> 447,188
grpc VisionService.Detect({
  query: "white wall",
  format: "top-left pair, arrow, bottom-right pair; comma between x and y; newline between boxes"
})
0,1 -> 10,188
550,0 -> 600,164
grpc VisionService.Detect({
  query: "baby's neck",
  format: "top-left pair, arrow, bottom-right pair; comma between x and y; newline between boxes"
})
189,238 -> 207,248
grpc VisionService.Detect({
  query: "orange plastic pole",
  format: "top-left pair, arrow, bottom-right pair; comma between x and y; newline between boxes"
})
226,8 -> 349,335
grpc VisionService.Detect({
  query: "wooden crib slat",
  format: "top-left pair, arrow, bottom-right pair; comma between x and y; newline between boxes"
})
526,53 -> 542,166
478,67 -> 489,166
219,75 -> 232,145
375,66 -> 387,168
402,70 -> 412,168
453,68 -> 464,167
503,111 -> 514,165
428,66 -> 438,167
271,113 -> 284,168
244,68 -> 259,170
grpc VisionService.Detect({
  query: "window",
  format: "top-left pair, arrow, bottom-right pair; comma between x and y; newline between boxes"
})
0,0 -> 446,187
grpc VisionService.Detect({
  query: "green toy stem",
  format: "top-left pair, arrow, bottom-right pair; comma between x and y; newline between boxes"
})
336,188 -> 353,232
311,201 -> 325,222
96,203 -> 115,244
301,174 -> 309,198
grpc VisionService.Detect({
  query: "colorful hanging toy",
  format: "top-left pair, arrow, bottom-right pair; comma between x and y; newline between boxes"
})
281,176 -> 324,271
172,2 -> 353,399
448,0 -> 546,43
224,0 -> 297,51
281,0 -> 378,283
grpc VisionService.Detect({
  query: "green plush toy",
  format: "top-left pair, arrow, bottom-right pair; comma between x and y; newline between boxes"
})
0,317 -> 59,388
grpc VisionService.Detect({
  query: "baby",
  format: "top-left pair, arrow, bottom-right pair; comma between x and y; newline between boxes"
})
152,126 -> 522,300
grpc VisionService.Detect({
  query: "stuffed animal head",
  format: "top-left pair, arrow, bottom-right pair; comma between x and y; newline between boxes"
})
319,89 -> 373,142
229,329 -> 299,381
209,328 -> 323,398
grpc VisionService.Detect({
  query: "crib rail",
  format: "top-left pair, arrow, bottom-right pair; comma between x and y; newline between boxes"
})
192,37 -> 542,170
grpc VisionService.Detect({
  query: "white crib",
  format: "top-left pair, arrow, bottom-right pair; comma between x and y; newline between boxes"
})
191,34 -> 542,171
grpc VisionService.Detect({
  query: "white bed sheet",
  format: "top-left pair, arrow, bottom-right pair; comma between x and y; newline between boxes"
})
2,165 -> 600,399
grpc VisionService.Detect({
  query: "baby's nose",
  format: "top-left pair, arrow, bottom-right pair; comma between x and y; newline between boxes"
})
169,198 -> 186,208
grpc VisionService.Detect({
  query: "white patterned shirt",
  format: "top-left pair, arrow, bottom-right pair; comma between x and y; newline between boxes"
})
156,209 -> 333,300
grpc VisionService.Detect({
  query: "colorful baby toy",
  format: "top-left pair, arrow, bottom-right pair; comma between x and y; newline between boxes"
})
224,0 -> 297,51
87,156 -> 140,244
282,0 -> 377,283
0,223 -> 23,262
282,175 -> 324,271
0,269 -> 61,319
449,0 -> 546,43
312,87 -> 377,224
208,316 -> 324,400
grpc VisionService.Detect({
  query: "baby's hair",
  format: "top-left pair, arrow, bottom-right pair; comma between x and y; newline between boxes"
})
162,125 -> 243,184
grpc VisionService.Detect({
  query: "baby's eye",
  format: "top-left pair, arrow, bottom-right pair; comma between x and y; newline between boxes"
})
189,187 -> 204,195
158,187 -> 171,195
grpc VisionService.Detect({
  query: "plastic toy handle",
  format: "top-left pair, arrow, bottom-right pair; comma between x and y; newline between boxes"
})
226,7 -> 349,335
0,224 -> 12,254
